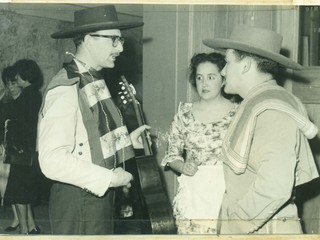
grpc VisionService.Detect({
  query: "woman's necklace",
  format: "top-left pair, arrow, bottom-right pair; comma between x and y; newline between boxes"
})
66,52 -> 125,170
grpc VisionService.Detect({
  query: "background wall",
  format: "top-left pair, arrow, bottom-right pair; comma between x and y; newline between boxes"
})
143,4 -> 320,233
0,6 -> 73,92
143,4 -> 300,202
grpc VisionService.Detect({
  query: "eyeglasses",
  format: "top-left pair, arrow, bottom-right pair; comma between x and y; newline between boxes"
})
89,34 -> 125,47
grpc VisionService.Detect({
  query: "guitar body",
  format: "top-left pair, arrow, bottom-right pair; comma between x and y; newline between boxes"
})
113,76 -> 176,234
135,155 -> 176,234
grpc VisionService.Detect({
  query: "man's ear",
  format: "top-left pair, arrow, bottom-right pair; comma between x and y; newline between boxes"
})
241,57 -> 251,74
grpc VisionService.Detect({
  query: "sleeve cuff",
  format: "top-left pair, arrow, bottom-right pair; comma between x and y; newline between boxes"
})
83,168 -> 114,197
161,155 -> 184,167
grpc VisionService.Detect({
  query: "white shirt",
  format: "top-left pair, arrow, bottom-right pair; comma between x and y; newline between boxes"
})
38,69 -> 113,197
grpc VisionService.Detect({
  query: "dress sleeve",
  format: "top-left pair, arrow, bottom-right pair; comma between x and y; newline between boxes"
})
38,85 -> 113,197
161,103 -> 185,166
224,110 -> 298,233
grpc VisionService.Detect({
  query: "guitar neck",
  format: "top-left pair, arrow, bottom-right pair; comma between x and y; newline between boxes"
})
133,100 -> 152,156
120,75 -> 152,156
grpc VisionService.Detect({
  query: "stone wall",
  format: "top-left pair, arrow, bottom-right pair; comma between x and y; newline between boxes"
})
0,9 -> 74,92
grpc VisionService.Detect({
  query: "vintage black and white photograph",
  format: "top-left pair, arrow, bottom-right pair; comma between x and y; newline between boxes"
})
0,2 -> 318,238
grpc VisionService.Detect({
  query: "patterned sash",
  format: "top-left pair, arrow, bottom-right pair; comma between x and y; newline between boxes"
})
221,82 -> 318,176
40,61 -> 135,169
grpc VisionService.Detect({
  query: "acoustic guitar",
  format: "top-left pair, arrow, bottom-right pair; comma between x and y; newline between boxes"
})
118,76 -> 176,234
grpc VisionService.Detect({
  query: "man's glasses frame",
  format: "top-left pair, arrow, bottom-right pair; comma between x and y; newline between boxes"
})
89,34 -> 125,47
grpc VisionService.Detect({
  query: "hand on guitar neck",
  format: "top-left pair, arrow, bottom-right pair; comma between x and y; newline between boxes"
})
130,125 -> 151,149
118,76 -> 153,154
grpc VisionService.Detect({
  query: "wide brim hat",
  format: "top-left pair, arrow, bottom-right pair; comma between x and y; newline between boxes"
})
51,5 -> 143,39
203,24 -> 302,70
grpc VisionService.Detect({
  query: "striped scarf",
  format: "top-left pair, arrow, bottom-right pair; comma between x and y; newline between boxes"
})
221,81 -> 318,176
41,60 -> 135,169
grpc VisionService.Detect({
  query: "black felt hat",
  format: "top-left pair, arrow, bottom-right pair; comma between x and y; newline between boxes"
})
51,5 -> 143,39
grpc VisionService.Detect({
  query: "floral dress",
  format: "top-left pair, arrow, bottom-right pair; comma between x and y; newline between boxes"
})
161,102 -> 238,234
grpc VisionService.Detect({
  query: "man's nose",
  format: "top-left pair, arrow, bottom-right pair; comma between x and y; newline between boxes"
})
203,78 -> 208,86
221,66 -> 226,76
115,42 -> 123,53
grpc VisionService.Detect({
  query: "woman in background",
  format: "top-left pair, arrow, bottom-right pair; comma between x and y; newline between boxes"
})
0,66 -> 21,232
3,59 -> 42,234
162,52 -> 238,234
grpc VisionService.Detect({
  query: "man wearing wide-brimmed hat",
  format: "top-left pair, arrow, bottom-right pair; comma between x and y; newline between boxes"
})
203,25 -> 319,234
38,5 -> 148,235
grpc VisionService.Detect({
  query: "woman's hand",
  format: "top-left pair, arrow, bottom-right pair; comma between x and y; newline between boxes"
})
130,125 -> 151,149
181,162 -> 198,176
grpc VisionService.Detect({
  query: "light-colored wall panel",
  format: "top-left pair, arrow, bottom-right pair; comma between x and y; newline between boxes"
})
143,4 -> 300,203
143,4 -> 189,201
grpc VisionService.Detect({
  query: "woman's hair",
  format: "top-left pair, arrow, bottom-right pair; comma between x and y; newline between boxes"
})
13,59 -> 43,88
1,65 -> 17,86
189,52 -> 226,88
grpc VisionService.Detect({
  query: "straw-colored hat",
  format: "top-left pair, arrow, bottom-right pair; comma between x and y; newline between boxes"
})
51,5 -> 143,39
203,24 -> 302,70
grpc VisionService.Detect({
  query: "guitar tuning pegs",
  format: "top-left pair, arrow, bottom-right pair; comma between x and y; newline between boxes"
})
123,100 -> 127,104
